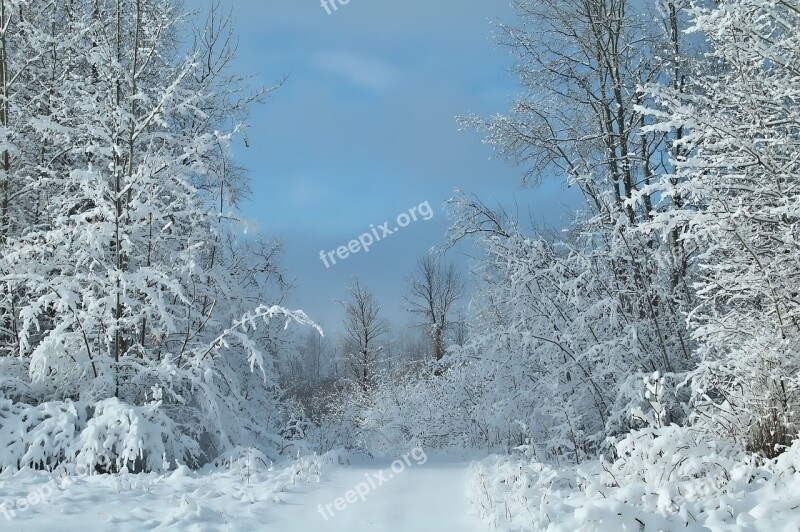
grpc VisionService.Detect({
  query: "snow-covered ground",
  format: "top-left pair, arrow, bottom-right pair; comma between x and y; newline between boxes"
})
0,453 -> 322,531
269,456 -> 485,531
0,453 -> 487,531
470,438 -> 800,532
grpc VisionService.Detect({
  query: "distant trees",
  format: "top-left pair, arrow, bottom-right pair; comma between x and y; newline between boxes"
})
406,255 -> 464,360
303,326 -> 326,380
338,278 -> 389,391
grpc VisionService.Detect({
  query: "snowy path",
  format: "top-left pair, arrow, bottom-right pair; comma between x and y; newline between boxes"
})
0,457 -> 488,531
268,458 -> 487,531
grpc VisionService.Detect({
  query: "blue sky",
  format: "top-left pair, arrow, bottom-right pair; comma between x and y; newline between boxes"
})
188,0 -> 580,332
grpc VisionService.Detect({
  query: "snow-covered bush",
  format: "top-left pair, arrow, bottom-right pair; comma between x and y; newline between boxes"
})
471,428 -> 800,531
0,397 -> 187,473
361,368 -> 469,453
0,399 -> 87,472
74,398 -> 199,473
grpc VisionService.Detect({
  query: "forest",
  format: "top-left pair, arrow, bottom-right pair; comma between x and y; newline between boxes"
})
0,0 -> 799,530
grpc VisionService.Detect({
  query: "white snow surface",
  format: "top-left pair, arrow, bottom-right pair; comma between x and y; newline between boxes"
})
0,453 -> 487,531
270,456 -> 485,531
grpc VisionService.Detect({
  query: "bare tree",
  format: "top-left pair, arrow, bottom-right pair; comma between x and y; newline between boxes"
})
451,310 -> 468,348
338,278 -> 389,391
406,255 -> 465,360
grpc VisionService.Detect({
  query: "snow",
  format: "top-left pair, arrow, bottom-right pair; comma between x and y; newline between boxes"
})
469,436 -> 800,532
2,0 -> 800,530
0,452 -> 325,531
268,456 -> 485,531
4,444 -> 800,531
0,453 -> 487,531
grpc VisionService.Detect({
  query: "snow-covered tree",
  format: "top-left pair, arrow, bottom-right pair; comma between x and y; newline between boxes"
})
338,278 -> 389,392
0,0 -> 317,471
405,255 -> 464,361
641,0 -> 800,456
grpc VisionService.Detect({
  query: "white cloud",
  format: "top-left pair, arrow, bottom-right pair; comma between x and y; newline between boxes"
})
311,51 -> 402,91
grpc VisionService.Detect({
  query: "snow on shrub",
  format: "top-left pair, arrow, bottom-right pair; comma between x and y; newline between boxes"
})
0,397 -> 199,474
0,303 -> 322,474
74,398 -> 199,473
0,399 -> 87,472
210,446 -> 276,471
208,445 -> 341,482
470,428 -> 800,531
